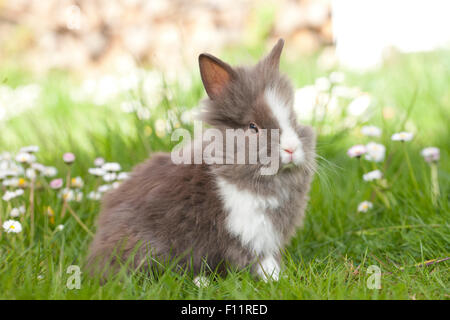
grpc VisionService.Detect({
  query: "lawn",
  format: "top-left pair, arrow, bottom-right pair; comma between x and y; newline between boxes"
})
0,47 -> 448,299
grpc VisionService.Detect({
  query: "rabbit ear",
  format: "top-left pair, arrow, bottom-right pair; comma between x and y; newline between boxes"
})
199,53 -> 236,100
263,38 -> 284,72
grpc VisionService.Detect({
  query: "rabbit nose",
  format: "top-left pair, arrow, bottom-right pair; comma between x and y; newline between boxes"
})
283,148 -> 294,154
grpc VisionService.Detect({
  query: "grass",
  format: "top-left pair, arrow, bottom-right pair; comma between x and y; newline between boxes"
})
0,47 -> 449,300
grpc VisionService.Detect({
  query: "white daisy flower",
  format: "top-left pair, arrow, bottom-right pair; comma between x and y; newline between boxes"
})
10,205 -> 26,217
0,161 -> 7,170
31,163 -> 46,172
112,181 -> 121,189
361,125 -> 382,137
103,172 -> 117,182
137,107 -> 151,120
315,77 -> 331,91
2,189 -> 24,201
43,166 -> 58,177
333,85 -> 361,99
75,190 -> 83,202
2,178 -> 19,187
193,276 -> 210,288
59,188 -> 74,201
347,94 -> 371,117
0,152 -> 12,161
70,176 -> 84,188
11,164 -> 25,176
2,163 -> 24,177
87,191 -> 102,200
15,152 -> 36,164
180,109 -> 195,124
391,132 -> 413,142
117,172 -> 129,180
88,167 -> 106,176
365,142 -> 386,162
357,201 -> 373,213
120,100 -> 141,113
20,145 -> 39,153
17,178 -> 28,188
102,162 -> 121,172
98,184 -> 112,193
363,170 -> 383,182
25,168 -> 37,180
2,220 -> 22,233
56,224 -> 64,231
347,145 -> 367,158
155,119 -> 167,137
421,147 -> 440,163
10,208 -> 20,217
329,71 -> 345,84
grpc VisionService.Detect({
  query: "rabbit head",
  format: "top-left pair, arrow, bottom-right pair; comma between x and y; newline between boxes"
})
198,39 -> 314,177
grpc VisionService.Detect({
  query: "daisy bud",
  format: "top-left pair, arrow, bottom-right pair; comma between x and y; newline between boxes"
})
50,178 -> 63,189
94,157 -> 105,167
421,147 -> 440,163
363,170 -> 383,181
10,208 -> 21,218
391,132 -> 413,142
63,152 -> 76,164
347,145 -> 367,158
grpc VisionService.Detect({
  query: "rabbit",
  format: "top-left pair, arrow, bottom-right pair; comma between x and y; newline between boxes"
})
87,39 -> 316,282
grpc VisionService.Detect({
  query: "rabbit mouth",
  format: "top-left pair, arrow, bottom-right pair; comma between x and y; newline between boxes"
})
280,162 -> 298,171
280,147 -> 305,166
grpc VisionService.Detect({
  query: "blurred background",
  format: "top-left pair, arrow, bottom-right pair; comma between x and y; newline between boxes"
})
2,0 -> 450,74
0,0 -> 448,157
0,0 -> 335,75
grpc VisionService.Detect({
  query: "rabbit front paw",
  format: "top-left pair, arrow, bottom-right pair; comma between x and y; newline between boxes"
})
256,256 -> 280,282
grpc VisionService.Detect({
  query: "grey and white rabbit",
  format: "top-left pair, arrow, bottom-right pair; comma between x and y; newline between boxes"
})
87,39 -> 316,281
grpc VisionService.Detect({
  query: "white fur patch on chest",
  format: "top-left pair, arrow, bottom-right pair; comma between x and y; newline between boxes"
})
216,177 -> 281,256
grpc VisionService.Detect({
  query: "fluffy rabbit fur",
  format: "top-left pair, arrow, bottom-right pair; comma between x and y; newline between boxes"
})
87,39 -> 316,281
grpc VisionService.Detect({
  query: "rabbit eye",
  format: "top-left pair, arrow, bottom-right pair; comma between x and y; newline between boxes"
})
249,122 -> 259,133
